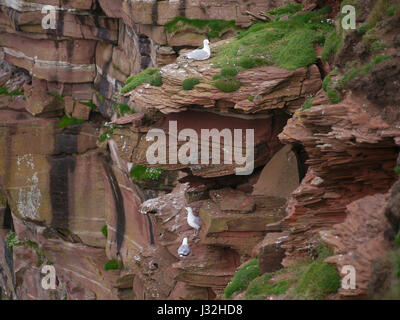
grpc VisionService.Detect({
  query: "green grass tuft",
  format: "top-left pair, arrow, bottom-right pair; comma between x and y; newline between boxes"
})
358,23 -> 372,36
57,115 -> 86,128
99,124 -> 115,143
237,57 -> 267,69
121,68 -> 161,94
248,96 -> 254,102
0,87 -> 24,96
0,86 -> 24,96
322,29 -> 342,61
220,67 -> 238,77
387,5 -> 397,16
5,232 -> 45,266
182,78 -> 200,90
322,72 -> 341,104
225,259 -> 260,298
213,77 -> 242,93
301,97 -> 314,111
267,3 -> 304,17
395,231 -> 400,247
130,165 -> 164,181
104,259 -> 119,271
49,92 -> 64,102
212,7 -> 334,70
293,259 -> 341,299
80,100 -> 97,111
149,72 -> 163,87
101,225 -> 108,238
367,0 -> 395,28
395,166 -> 400,175
245,273 -> 295,300
114,103 -> 135,116
336,55 -> 391,91
327,88 -> 341,104
5,231 -> 21,248
370,40 -> 387,53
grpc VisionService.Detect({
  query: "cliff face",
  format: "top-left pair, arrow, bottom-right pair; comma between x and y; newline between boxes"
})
0,0 -> 399,300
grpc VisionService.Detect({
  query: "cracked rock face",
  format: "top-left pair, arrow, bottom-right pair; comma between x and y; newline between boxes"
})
0,0 -> 398,301
127,52 -> 321,115
278,96 -> 398,263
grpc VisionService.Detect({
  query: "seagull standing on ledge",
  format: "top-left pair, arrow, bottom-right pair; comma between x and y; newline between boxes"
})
185,207 -> 201,236
178,237 -> 191,258
185,39 -> 211,61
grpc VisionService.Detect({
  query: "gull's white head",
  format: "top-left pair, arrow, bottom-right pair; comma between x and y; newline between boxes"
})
185,207 -> 193,215
182,237 -> 188,245
203,39 -> 210,47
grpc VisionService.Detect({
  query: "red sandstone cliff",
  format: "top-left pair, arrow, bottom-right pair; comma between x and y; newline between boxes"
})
0,0 -> 399,301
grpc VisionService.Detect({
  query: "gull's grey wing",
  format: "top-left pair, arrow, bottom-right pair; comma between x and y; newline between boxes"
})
194,215 -> 201,225
187,49 -> 209,60
178,244 -> 191,257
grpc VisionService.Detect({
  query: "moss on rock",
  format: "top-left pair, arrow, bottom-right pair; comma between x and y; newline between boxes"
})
212,7 -> 335,70
225,259 -> 260,298
182,78 -> 200,90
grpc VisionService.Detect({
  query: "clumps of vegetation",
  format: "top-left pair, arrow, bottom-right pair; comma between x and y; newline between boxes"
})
99,124 -> 116,143
130,165 -> 164,181
322,29 -> 342,61
0,86 -> 23,96
293,258 -> 341,299
164,16 -> 237,38
149,72 -> 163,87
387,5 -> 397,16
322,71 -> 341,104
49,92 -> 64,102
395,231 -> 400,247
57,115 -> 86,128
301,97 -> 315,111
101,225 -> 108,238
227,243 -> 340,300
212,67 -> 242,93
104,259 -> 119,271
395,166 -> 400,175
213,77 -> 242,93
80,100 -> 97,111
290,243 -> 340,299
267,3 -> 304,18
182,78 -> 200,90
244,273 -> 295,300
114,103 -> 135,116
367,0 -> 397,28
5,231 -> 46,267
212,6 -> 335,71
357,23 -> 372,36
24,240 -> 46,267
5,231 -> 21,248
335,55 -> 391,91
326,87 -> 341,104
370,40 -> 387,53
237,57 -> 266,70
121,68 -> 161,94
220,67 -> 238,77
225,259 -> 260,298
248,96 -> 254,102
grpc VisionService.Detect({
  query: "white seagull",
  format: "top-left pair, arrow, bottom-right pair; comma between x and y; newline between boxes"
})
178,237 -> 191,258
185,207 -> 201,236
185,39 -> 211,61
